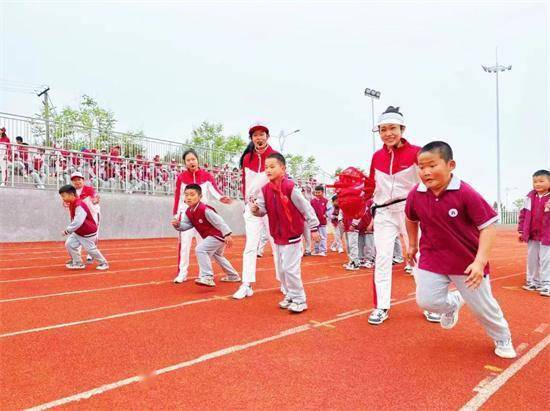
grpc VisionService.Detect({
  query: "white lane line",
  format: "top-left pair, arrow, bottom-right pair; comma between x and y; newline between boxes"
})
0,243 -> 178,256
533,323 -> 547,334
0,280 -> 173,303
1,271 -> 372,338
336,309 -> 361,317
460,334 -> 550,411
0,248 -> 179,263
24,295 -> 417,411
0,258 -> 335,283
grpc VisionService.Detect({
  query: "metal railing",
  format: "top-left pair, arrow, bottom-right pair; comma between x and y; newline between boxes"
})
0,142 -> 243,198
499,210 -> 519,225
0,112 -> 240,168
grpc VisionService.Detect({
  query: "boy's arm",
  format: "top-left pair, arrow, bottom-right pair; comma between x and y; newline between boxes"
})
65,206 -> 87,234
174,213 -> 194,232
291,187 -> 319,231
517,196 -> 529,239
405,218 -> 420,265
204,209 -> 232,237
464,224 -> 496,288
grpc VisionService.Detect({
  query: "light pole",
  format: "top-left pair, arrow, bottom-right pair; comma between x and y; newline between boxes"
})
364,88 -> 381,155
482,48 -> 511,218
278,129 -> 300,153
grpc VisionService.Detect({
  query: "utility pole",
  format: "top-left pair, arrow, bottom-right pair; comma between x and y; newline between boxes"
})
37,87 -> 51,145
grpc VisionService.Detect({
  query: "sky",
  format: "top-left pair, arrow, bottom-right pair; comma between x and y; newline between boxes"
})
0,0 -> 548,207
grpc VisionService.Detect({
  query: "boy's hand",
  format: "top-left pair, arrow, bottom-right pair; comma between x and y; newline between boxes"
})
171,219 -> 180,228
367,221 -> 374,232
407,245 -> 418,265
249,199 -> 259,213
62,230 -> 69,236
464,260 -> 485,289
311,231 -> 320,243
518,233 -> 524,243
224,235 -> 233,248
220,196 -> 233,204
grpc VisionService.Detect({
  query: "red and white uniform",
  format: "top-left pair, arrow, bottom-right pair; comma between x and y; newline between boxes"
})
369,138 -> 421,310
240,145 -> 280,284
0,134 -> 11,184
172,168 -> 225,279
77,185 -> 100,223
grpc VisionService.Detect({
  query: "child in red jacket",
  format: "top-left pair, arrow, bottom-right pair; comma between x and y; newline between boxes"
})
518,169 -> 550,296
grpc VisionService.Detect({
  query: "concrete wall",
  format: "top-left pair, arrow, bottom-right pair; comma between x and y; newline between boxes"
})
0,187 -> 245,242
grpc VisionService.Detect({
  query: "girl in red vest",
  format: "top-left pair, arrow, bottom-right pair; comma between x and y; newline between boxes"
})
59,185 -> 108,270
250,153 -> 320,313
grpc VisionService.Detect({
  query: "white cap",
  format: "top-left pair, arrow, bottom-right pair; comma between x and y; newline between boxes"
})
376,107 -> 406,127
248,122 -> 269,136
70,172 -> 84,180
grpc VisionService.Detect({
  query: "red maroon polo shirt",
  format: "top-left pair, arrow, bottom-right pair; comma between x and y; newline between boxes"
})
405,175 -> 498,275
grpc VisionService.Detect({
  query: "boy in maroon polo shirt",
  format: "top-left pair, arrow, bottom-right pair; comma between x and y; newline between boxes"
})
405,141 -> 516,359
311,185 -> 332,257
250,153 -> 320,313
518,169 -> 550,296
172,184 -> 240,287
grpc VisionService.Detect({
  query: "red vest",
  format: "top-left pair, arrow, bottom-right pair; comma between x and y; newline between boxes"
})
69,199 -> 98,237
310,197 -> 328,226
185,202 -> 224,241
262,178 -> 305,245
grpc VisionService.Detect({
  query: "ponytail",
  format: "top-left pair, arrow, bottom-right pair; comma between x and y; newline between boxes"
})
239,141 -> 255,169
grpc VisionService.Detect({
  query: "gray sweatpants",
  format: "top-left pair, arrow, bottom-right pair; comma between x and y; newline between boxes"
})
346,231 -> 359,263
415,268 -> 511,342
65,233 -> 107,265
393,236 -> 403,260
195,236 -> 239,280
359,233 -> 375,261
313,225 -> 327,254
275,242 -> 306,304
526,240 -> 550,287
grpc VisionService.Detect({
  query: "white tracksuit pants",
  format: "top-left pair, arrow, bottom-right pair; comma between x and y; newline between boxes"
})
195,236 -> 239,280
373,207 -> 410,310
275,242 -> 306,304
66,233 -> 107,265
526,240 -> 550,287
177,206 -> 203,279
242,204 -> 279,284
415,268 -> 512,342
303,222 -> 312,253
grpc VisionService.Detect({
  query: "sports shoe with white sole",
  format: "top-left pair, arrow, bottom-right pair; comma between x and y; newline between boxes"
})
521,283 -> 538,291
359,260 -> 374,269
173,273 -> 187,284
279,298 -> 292,309
539,287 -> 550,297
86,255 -> 93,263
96,263 -> 109,271
220,275 -> 241,283
343,261 -> 360,271
393,257 -> 404,264
66,262 -> 86,270
195,277 -> 215,287
338,248 -> 344,254
494,339 -> 517,359
404,264 -> 413,274
424,311 -> 442,323
232,284 -> 253,299
368,308 -> 389,325
288,302 -> 307,313
440,291 -> 464,329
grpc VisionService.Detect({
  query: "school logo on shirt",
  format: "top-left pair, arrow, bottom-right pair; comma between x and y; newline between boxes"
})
448,208 -> 458,218
198,219 -> 204,224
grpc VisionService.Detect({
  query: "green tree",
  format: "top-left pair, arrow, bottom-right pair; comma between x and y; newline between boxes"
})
185,121 -> 247,166
512,198 -> 524,210
286,154 -> 320,181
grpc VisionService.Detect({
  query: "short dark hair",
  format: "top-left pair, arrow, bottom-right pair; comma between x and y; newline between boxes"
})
16,136 -> 23,142
331,195 -> 338,201
267,152 -> 286,166
183,148 -> 199,162
314,185 -> 324,191
419,141 -> 454,162
58,185 -> 76,195
533,169 -> 550,178
184,183 -> 202,195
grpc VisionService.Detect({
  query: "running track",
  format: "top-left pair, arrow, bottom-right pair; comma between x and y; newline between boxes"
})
0,228 -> 548,410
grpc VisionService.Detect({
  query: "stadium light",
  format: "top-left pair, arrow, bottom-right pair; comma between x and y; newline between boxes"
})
482,48 -> 512,219
364,88 -> 381,155
278,129 -> 301,153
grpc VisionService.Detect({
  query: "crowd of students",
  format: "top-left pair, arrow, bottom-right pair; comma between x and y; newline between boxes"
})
54,107 -> 548,361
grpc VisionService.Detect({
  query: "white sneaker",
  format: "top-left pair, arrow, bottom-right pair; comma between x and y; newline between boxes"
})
521,283 -> 538,291
404,264 -> 413,274
288,301 -> 308,313
86,255 -> 93,263
173,273 -> 187,284
96,263 -> 109,271
440,291 -> 464,329
494,339 -> 517,359
359,260 -> 374,269
343,261 -> 359,271
195,277 -> 215,287
233,284 -> 253,300
279,298 -> 292,309
539,287 -> 550,297
220,275 -> 241,282
338,248 -> 344,254
330,245 -> 337,252
424,311 -> 442,323
393,257 -> 404,264
368,308 -> 389,325
66,262 -> 85,270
